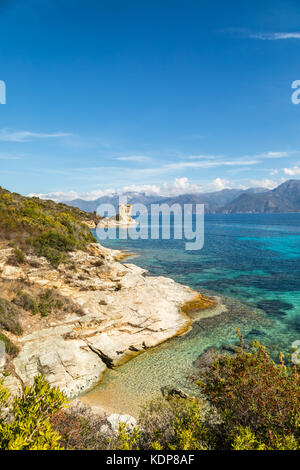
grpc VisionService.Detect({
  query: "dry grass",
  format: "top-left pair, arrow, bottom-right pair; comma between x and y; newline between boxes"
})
0,278 -> 85,339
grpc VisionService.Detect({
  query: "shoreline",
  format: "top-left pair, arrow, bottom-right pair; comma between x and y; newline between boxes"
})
79,291 -> 227,417
79,289 -> 271,418
0,241 -> 217,404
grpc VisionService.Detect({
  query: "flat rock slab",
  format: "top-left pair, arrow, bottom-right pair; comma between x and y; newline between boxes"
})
0,243 -> 199,398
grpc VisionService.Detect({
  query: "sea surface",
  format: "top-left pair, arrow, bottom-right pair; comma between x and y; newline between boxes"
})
84,214 -> 300,415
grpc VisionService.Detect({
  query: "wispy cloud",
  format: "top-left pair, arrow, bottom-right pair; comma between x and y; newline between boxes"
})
0,152 -> 22,160
188,154 -> 222,160
250,32 -> 300,40
164,150 -> 294,171
115,155 -> 151,162
165,159 -> 259,170
257,151 -> 296,159
0,129 -> 73,142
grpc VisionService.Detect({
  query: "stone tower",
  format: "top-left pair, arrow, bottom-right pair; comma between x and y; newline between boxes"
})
118,204 -> 133,223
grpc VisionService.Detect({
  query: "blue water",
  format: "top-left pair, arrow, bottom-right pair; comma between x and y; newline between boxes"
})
85,214 -> 300,414
94,213 -> 300,358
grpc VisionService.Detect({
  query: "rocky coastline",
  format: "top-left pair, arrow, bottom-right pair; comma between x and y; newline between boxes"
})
0,241 -> 215,402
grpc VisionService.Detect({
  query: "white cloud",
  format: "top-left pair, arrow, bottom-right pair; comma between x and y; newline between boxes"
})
165,161 -> 218,170
164,149 -> 294,171
204,178 -> 230,192
250,32 -> 300,40
29,177 -> 234,202
0,129 -> 72,142
115,155 -> 151,162
165,158 -> 259,170
28,188 -> 116,202
284,166 -> 300,176
249,179 -> 278,189
188,154 -> 222,160
258,151 -> 294,159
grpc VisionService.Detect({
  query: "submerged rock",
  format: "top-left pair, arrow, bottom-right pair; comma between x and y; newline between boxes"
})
194,341 -> 254,376
193,346 -> 220,372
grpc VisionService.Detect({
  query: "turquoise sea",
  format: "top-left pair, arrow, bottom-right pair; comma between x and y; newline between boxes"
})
85,214 -> 300,414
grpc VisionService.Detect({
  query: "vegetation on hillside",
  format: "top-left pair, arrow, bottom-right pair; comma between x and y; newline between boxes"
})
48,335 -> 300,451
13,287 -> 83,318
0,186 -> 99,266
0,298 -> 23,336
0,278 -> 85,363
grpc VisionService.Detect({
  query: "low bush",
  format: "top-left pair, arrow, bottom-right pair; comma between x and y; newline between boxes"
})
13,292 -> 38,314
0,332 -> 19,357
0,375 -> 66,450
7,248 -> 26,266
50,407 -> 109,450
13,288 -> 83,318
196,332 -> 300,450
0,298 -> 23,335
38,290 -> 63,317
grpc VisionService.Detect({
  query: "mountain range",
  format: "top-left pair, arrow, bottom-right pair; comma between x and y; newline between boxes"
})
65,180 -> 300,214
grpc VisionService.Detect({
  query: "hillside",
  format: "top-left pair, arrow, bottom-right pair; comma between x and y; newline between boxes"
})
0,186 -> 212,403
0,186 -> 100,267
222,180 -> 300,213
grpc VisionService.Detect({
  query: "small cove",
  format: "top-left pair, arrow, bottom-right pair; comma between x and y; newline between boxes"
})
82,214 -> 300,415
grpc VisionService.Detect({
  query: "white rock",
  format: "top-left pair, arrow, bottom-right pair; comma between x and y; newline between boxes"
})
107,413 -> 137,433
0,241 -> 207,399
0,374 -> 22,397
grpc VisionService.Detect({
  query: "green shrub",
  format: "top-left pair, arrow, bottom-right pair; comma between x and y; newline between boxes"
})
0,186 -> 98,268
13,292 -> 38,314
13,288 -> 81,318
7,248 -> 26,266
33,230 -> 77,252
110,398 -> 217,451
0,375 -> 66,450
38,290 -> 63,317
0,298 -> 23,335
36,246 -> 67,267
197,331 -> 300,450
232,426 -> 299,450
0,332 -> 19,357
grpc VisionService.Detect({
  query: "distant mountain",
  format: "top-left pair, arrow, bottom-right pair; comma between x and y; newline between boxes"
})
221,180 -> 300,213
66,188 -> 269,214
66,187 -> 274,214
161,188 -> 269,213
66,192 -> 167,213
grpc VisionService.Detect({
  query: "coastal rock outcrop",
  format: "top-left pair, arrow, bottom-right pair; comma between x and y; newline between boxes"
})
0,242 -> 213,398
97,204 -> 137,227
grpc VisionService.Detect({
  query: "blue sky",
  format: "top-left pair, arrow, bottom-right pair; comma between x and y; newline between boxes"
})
1,0 -> 300,199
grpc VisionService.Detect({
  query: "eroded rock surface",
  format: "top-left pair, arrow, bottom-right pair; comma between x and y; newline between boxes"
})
0,243 -> 209,398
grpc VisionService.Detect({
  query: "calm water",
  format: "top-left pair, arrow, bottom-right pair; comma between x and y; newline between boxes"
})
84,214 -> 300,415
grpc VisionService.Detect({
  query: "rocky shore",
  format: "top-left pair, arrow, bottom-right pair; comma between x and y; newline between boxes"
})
0,242 -> 215,400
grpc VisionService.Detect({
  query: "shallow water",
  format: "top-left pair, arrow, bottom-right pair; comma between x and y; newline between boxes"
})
83,214 -> 300,415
